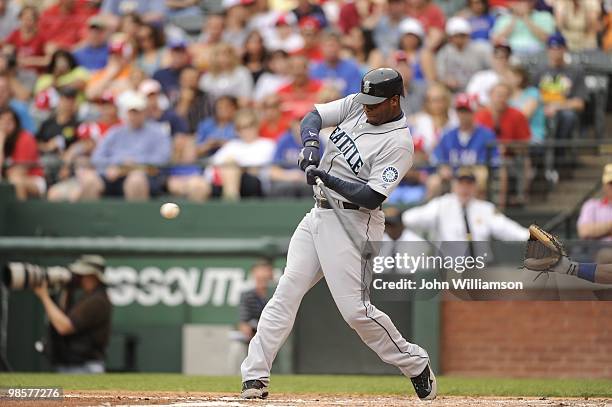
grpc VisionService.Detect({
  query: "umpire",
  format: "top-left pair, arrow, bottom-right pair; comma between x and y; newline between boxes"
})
33,255 -> 112,373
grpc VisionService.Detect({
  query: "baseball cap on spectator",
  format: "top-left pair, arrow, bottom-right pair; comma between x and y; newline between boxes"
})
168,38 -> 188,50
109,38 -> 133,58
123,92 -> 147,111
446,16 -> 471,37
493,42 -> 512,55
398,18 -> 424,41
95,90 -> 115,104
276,13 -> 297,27
455,166 -> 477,182
222,0 -> 239,8
139,79 -> 162,96
454,93 -> 478,112
493,42 -> 512,56
88,15 -> 106,29
603,164 -> 612,184
547,32 -> 567,49
59,87 -> 78,99
299,16 -> 321,32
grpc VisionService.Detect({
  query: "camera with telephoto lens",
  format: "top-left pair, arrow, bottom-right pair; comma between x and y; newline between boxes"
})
2,262 -> 73,290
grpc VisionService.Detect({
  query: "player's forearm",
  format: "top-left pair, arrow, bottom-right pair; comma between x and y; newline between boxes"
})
300,110 -> 322,145
577,222 -> 612,239
39,294 -> 75,336
594,264 -> 612,284
319,173 -> 385,210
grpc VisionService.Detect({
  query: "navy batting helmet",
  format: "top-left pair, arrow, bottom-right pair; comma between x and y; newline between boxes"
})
354,68 -> 404,105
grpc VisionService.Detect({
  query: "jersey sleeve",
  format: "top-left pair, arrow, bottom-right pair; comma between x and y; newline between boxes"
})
314,94 -> 360,129
367,144 -> 413,197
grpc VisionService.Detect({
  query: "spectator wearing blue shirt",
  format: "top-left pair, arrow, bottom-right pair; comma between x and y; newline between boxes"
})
268,114 -> 317,197
100,0 -> 166,23
0,76 -> 35,133
373,0 -> 407,57
73,16 -> 109,72
310,31 -> 361,97
87,92 -> 172,200
195,95 -> 238,158
292,0 -> 328,28
508,64 -> 545,144
428,93 -> 499,199
463,0 -> 496,42
140,79 -> 189,166
140,79 -> 188,137
152,40 -> 191,104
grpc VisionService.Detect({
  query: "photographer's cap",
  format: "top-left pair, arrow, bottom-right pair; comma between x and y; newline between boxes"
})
69,255 -> 107,283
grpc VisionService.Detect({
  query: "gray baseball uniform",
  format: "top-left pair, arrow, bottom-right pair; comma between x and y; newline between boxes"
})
241,94 -> 430,384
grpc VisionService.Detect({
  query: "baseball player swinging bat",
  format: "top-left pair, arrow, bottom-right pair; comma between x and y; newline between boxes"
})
240,68 -> 437,401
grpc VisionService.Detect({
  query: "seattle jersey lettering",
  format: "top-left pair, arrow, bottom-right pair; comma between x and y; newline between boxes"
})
329,127 -> 364,175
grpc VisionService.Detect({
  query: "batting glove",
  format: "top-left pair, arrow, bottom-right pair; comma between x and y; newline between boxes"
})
306,167 -> 328,186
298,141 -> 320,171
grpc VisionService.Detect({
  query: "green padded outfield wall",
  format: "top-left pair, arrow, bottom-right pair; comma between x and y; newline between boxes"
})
0,184 -> 550,373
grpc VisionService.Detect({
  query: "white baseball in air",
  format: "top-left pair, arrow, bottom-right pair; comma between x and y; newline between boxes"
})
160,202 -> 180,219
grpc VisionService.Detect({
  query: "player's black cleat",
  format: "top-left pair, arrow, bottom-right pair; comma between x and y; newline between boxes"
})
410,363 -> 437,400
241,379 -> 269,399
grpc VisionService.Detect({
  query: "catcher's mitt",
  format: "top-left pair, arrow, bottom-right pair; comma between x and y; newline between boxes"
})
522,224 -> 567,272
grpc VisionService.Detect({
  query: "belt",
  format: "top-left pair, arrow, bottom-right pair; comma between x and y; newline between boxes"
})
316,198 -> 360,210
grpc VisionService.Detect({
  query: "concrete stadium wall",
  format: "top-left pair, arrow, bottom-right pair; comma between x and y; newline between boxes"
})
441,301 -> 612,378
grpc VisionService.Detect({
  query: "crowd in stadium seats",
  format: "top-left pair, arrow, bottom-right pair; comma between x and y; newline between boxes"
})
0,0 -> 608,205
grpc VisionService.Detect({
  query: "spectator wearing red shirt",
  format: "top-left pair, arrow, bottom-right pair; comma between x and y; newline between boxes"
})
277,54 -> 323,120
406,0 -> 446,50
338,0 -> 377,34
259,94 -> 291,141
294,17 -> 323,62
489,0 -> 512,9
77,91 -> 120,145
475,83 -> 531,144
0,107 -> 45,200
39,0 -> 96,50
474,82 -> 531,206
4,6 -> 47,72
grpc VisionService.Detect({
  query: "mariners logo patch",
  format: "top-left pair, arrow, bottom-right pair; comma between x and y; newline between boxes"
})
363,80 -> 371,93
382,166 -> 399,183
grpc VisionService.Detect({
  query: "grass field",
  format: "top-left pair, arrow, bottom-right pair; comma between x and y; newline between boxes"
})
1,373 -> 612,398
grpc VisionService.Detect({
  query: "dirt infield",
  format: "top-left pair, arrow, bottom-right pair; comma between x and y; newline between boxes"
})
2,391 -> 611,407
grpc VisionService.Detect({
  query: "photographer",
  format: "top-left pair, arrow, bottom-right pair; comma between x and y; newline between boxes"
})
33,255 -> 112,373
